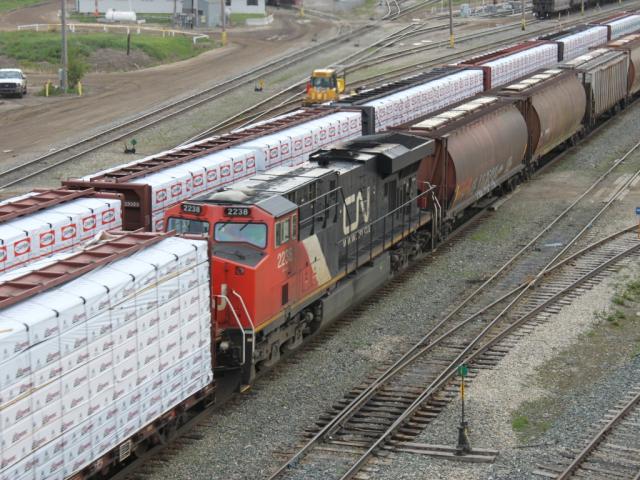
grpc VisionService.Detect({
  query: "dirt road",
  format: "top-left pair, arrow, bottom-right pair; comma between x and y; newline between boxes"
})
0,0 -> 59,28
0,10 -> 337,162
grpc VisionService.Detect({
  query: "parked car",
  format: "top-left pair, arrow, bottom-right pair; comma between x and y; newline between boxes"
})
0,69 -> 27,98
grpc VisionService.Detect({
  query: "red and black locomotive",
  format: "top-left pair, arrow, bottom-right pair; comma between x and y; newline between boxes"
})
164,60 -> 631,386
165,133 -> 437,382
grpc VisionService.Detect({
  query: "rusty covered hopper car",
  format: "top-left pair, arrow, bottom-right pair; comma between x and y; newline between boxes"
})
495,69 -> 587,162
394,96 -> 528,216
602,33 -> 640,95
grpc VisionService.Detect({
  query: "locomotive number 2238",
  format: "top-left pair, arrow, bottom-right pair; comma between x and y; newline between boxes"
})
277,248 -> 293,269
224,207 -> 251,217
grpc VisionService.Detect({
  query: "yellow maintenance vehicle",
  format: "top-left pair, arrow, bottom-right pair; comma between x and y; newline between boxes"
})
304,68 -> 346,105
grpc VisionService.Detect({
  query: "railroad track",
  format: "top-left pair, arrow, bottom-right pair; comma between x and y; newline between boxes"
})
268,228 -> 640,480
0,22 -> 376,191
183,4 -> 634,142
383,0 -> 402,20
2,3 -> 633,191
535,388 -> 640,479
265,128 -> 640,479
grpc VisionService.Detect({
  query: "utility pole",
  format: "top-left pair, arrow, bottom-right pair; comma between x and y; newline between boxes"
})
521,0 -> 525,29
220,0 -> 227,46
60,0 -> 68,91
581,0 -> 584,14
448,0 -> 454,47
194,0 -> 198,27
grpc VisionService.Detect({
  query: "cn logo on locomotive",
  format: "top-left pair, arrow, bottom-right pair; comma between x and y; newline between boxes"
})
342,187 -> 371,235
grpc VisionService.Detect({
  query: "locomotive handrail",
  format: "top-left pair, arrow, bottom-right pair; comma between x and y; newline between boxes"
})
298,186 -> 343,228
214,294 -> 246,366
344,185 -> 436,245
232,290 -> 256,358
339,186 -> 436,274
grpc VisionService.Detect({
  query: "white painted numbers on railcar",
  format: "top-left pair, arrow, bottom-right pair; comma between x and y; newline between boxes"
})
277,247 -> 294,270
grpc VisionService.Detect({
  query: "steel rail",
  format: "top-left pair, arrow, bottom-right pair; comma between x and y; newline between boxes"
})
556,389 -> 640,479
0,23 -> 375,190
177,22 -> 429,145
185,6 -> 623,144
347,19 -> 542,69
316,223 -> 639,444
339,237 -> 640,479
268,131 -> 640,479
337,139 -> 640,480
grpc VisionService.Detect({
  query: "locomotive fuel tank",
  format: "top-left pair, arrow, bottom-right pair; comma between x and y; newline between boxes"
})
400,96 -> 528,215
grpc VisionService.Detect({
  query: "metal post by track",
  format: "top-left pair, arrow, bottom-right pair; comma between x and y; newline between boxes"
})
455,363 -> 471,454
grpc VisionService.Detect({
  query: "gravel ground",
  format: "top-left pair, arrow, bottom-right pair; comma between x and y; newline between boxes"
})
369,98 -> 640,479
136,59 -> 640,480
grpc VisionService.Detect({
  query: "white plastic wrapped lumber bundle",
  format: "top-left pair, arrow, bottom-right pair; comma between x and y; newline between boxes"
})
558,26 -> 609,60
131,147 -> 258,232
606,14 -> 640,40
0,236 -> 212,480
237,110 -> 362,170
483,43 -> 558,88
362,69 -> 485,131
0,197 -> 122,275
129,111 -> 362,232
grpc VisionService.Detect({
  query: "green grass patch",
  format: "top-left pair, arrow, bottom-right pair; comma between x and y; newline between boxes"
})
351,0 -> 377,18
511,415 -> 529,431
511,273 -> 640,445
624,279 -> 640,300
469,222 -> 511,243
0,0 -> 43,13
229,12 -> 265,24
612,294 -> 625,306
0,30 -> 212,69
511,400 -> 554,441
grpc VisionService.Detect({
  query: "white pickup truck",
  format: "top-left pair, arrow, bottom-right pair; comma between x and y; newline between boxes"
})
0,68 -> 27,98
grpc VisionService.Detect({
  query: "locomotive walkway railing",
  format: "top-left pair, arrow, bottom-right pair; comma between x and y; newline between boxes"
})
339,185 -> 438,275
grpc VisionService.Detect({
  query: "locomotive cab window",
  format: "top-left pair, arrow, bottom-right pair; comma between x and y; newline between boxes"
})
311,76 -> 335,89
214,222 -> 267,249
167,217 -> 210,236
275,217 -> 291,247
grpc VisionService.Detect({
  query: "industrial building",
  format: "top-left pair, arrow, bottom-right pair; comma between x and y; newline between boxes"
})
75,0 -> 265,20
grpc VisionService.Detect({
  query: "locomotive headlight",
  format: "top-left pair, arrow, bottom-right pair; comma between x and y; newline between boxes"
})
219,341 -> 230,352
235,266 -> 245,275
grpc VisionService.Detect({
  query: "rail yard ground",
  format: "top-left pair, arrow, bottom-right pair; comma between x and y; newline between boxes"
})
115,86 -> 640,479
0,9 -> 338,179
2,1 -> 640,479
1,2 -> 632,197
